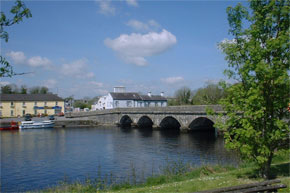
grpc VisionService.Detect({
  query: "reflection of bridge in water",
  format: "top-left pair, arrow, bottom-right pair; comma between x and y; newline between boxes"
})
66,105 -> 226,132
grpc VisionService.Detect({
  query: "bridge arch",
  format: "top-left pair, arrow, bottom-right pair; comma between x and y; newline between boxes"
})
137,116 -> 153,129
188,117 -> 215,132
159,116 -> 181,131
120,115 -> 133,127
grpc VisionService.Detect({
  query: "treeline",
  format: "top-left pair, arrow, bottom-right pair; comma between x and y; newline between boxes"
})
0,84 -> 50,94
168,83 -> 227,106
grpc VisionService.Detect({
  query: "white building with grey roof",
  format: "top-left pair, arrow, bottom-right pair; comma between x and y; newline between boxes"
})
95,87 -> 167,110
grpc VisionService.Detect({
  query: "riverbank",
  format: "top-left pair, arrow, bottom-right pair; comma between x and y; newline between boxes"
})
40,150 -> 289,193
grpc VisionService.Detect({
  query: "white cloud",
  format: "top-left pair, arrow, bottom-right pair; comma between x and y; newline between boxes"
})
43,79 -> 57,89
0,81 -> 10,86
126,0 -> 138,7
6,51 -> 51,68
6,51 -> 26,64
89,81 -> 103,87
60,58 -> 94,79
161,76 -> 184,84
104,29 -> 177,66
126,19 -> 160,32
86,72 -> 95,78
27,56 -> 51,67
98,0 -> 115,15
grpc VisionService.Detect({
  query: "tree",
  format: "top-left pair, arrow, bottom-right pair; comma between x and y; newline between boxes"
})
217,0 -> 289,179
192,83 -> 226,105
1,0 -> 32,77
174,87 -> 192,105
1,85 -> 13,94
29,86 -> 49,94
73,100 -> 90,109
40,86 -> 48,94
20,85 -> 27,94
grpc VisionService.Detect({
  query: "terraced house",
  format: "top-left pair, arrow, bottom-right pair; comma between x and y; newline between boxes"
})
0,94 -> 64,118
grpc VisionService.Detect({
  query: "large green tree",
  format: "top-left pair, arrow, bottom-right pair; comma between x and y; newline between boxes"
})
174,87 -> 192,105
1,0 -> 32,77
217,0 -> 289,179
192,83 -> 226,105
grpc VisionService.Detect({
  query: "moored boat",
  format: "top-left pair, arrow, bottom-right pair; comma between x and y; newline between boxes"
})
0,121 -> 19,130
19,120 -> 54,129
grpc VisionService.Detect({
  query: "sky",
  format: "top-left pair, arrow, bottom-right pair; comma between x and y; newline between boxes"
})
1,0 -> 242,99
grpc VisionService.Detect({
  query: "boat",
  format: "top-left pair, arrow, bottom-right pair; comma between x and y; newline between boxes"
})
19,120 -> 54,129
0,121 -> 19,130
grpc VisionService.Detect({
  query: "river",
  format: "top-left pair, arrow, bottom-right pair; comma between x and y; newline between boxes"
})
1,126 -> 239,192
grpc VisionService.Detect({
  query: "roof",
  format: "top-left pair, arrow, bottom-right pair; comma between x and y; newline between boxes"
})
109,92 -> 167,101
109,92 -> 142,100
140,95 -> 167,101
0,94 -> 64,101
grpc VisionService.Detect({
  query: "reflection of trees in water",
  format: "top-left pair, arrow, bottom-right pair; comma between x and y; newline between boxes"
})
160,116 -> 181,131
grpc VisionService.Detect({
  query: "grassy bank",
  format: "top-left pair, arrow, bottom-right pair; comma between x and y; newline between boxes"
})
39,151 -> 289,193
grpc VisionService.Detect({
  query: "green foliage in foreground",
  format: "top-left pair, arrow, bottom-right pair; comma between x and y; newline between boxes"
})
217,0 -> 289,179
0,0 -> 32,77
39,151 -> 289,193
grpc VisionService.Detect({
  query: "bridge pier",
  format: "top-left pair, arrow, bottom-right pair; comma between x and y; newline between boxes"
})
180,126 -> 189,133
152,124 -> 161,130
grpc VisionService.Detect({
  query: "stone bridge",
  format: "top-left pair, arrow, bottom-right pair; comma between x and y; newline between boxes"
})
66,105 -> 226,132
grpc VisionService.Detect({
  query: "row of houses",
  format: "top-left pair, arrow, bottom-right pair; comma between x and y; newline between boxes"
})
92,87 -> 168,110
0,87 -> 168,117
0,94 -> 65,118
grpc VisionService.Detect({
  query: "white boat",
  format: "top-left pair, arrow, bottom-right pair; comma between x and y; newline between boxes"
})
19,120 -> 54,129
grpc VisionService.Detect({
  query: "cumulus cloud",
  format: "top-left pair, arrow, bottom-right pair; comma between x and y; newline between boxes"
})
27,56 -> 51,67
126,0 -> 138,7
60,58 -> 95,78
6,51 -> 26,64
104,29 -> 177,66
6,51 -> 51,68
161,76 -> 184,84
98,0 -> 115,15
126,19 -> 160,32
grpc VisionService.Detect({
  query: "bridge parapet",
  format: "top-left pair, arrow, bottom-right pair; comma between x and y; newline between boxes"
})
66,105 -> 224,118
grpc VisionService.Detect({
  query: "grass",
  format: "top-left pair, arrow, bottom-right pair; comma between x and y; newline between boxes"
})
38,150 -> 290,193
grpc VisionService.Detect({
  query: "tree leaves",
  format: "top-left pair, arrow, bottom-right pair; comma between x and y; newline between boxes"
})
218,0 -> 290,179
0,0 -> 32,77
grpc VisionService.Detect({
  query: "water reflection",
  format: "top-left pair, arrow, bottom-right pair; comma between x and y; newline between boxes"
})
1,126 -> 239,192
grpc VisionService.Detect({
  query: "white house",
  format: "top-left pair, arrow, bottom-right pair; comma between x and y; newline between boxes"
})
95,87 -> 167,110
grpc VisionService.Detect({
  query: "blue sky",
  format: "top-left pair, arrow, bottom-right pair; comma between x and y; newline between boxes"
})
1,0 -> 241,98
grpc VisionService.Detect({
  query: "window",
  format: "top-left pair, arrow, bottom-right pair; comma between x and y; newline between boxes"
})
114,101 -> 119,107
34,109 -> 37,115
44,109 -> 47,114
44,101 -> 47,106
11,110 -> 14,116
126,101 -> 132,107
34,101 -> 37,106
23,110 -> 25,115
11,101 -> 14,106
155,102 -> 158,107
56,101 -> 58,106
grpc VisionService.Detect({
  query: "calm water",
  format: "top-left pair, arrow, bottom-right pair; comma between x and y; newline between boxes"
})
1,127 -> 239,192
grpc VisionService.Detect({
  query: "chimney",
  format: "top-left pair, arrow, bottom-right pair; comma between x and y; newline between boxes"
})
160,92 -> 164,97
148,92 -> 151,97
114,86 -> 125,93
